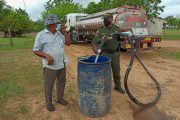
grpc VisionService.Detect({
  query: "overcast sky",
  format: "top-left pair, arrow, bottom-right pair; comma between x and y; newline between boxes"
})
5,0 -> 180,21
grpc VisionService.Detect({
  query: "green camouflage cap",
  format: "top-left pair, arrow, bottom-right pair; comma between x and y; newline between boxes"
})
103,13 -> 113,19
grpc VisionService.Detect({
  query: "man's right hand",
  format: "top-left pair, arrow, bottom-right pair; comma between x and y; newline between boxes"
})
97,49 -> 102,54
33,51 -> 54,65
103,35 -> 112,41
46,55 -> 54,65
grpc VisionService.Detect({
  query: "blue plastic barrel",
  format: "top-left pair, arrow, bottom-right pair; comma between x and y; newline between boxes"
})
77,55 -> 112,117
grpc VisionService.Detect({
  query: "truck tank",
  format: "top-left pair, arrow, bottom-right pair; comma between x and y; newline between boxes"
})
75,6 -> 147,32
67,6 -> 161,51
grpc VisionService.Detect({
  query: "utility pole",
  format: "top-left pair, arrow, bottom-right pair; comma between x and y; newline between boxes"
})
23,0 -> 27,11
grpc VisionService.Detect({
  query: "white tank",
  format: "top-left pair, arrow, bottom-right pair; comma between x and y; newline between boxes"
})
74,6 -> 148,32
75,17 -> 104,31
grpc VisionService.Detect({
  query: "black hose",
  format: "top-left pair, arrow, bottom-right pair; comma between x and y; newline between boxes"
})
124,35 -> 161,107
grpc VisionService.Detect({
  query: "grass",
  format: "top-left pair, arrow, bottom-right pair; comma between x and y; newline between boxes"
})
159,29 -> 180,60
162,35 -> 180,40
161,29 -> 180,40
0,37 -> 34,51
158,49 -> 180,61
0,103 -> 30,120
0,37 -> 43,119
0,52 -> 42,100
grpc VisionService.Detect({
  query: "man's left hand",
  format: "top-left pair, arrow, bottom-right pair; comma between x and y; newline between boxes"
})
61,23 -> 67,33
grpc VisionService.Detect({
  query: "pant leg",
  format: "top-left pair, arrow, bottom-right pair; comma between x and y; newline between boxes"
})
43,67 -> 57,105
110,52 -> 121,86
56,67 -> 66,101
103,52 -> 121,86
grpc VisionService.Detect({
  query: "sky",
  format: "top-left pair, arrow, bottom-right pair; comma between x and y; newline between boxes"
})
5,0 -> 180,21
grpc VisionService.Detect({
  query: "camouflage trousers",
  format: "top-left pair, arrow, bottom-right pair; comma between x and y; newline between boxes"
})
102,52 -> 121,86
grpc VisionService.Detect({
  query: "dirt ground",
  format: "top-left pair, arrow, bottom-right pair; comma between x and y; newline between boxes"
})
6,40 -> 179,120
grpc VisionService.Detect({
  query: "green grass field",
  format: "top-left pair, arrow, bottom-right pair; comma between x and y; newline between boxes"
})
0,37 -> 43,119
156,49 -> 180,61
161,29 -> 180,40
0,38 -> 34,51
160,29 -> 180,60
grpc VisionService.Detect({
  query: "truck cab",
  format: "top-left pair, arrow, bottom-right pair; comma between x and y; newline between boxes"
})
65,13 -> 87,32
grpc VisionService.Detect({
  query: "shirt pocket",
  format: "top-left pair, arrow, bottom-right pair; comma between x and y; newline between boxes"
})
44,39 -> 57,47
56,36 -> 64,48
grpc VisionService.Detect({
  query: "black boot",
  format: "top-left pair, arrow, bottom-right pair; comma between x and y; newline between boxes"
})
56,98 -> 68,105
114,85 -> 125,94
46,104 -> 55,112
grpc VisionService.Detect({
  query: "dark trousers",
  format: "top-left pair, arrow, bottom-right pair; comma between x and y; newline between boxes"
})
102,52 -> 121,86
43,67 -> 66,105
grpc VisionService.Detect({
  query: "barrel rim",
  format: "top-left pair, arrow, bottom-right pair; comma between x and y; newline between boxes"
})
78,55 -> 111,65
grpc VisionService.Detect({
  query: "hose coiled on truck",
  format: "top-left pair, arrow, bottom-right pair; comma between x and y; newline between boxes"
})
124,35 -> 161,107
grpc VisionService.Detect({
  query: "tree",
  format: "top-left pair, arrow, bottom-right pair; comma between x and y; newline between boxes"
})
165,16 -> 176,28
0,0 -> 5,20
1,9 -> 32,37
165,16 -> 180,29
99,0 -> 113,10
15,8 -> 29,17
52,0 -> 73,5
43,0 -> 83,22
85,0 -> 164,21
84,2 -> 103,14
174,18 -> 180,29
0,1 -> 43,36
0,2 -> 14,36
44,0 -> 73,10
30,20 -> 44,32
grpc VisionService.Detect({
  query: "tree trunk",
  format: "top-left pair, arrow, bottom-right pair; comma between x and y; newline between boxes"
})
7,27 -> 13,46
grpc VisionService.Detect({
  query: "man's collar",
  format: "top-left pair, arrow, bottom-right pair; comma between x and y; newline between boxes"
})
104,24 -> 114,28
44,28 -> 57,34
44,28 -> 50,33
44,28 -> 61,35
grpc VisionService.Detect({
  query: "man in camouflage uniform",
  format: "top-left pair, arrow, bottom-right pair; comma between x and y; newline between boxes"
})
94,13 -> 125,94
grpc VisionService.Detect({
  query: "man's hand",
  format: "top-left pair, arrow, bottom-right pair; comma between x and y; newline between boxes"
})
103,35 -> 112,41
46,55 -> 54,65
97,49 -> 102,54
61,23 -> 71,46
61,23 -> 67,33
33,51 -> 54,65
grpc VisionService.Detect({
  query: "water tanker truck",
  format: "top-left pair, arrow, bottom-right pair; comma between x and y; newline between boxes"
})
65,5 -> 162,51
